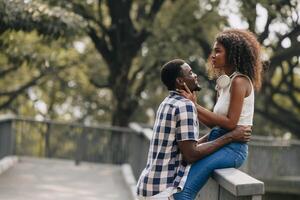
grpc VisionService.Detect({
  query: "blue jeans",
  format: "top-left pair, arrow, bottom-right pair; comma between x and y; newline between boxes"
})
173,128 -> 248,200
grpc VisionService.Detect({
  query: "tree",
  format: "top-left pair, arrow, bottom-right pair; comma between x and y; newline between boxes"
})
0,29 -> 112,124
135,0 -> 300,137
0,31 -> 72,112
239,0 -> 300,136
1,0 -> 167,126
1,0 -> 299,137
0,0 -> 226,126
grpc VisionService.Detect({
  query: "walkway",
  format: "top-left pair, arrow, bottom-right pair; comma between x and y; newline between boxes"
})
0,157 -> 133,200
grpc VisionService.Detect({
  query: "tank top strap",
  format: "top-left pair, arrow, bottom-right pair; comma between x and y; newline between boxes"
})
229,72 -> 253,89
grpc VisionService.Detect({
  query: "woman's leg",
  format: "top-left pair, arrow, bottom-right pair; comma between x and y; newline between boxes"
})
173,147 -> 238,200
173,128 -> 248,200
209,128 -> 248,163
208,127 -> 228,141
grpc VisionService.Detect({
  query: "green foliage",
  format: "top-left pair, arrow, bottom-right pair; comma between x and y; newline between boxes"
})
0,30 -> 112,123
0,0 -> 87,38
0,0 -> 299,137
129,0 -> 226,123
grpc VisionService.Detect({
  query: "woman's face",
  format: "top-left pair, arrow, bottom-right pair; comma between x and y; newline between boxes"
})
211,41 -> 228,70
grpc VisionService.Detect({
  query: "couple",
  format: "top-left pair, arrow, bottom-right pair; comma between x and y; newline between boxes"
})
136,29 -> 263,200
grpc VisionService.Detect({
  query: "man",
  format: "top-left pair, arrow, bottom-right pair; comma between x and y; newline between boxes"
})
136,59 -> 250,199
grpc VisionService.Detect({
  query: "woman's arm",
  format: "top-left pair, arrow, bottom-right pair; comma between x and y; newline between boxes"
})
197,133 -> 209,144
178,126 -> 251,163
180,77 -> 250,130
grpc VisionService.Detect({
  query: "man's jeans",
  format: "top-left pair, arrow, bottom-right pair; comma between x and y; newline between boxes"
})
173,128 -> 248,200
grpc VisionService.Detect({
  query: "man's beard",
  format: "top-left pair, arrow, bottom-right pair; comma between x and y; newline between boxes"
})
193,83 -> 202,91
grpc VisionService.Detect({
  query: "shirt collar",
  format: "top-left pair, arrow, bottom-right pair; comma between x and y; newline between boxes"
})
169,90 -> 180,96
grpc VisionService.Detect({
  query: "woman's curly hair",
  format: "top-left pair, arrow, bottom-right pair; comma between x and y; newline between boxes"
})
207,29 -> 263,91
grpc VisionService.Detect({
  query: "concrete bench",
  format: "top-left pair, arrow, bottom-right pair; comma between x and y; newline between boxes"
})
197,168 -> 264,200
128,123 -> 265,200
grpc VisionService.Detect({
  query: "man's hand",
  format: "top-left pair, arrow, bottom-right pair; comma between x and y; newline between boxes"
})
229,126 -> 252,142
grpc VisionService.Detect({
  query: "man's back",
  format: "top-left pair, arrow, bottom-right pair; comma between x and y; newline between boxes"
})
136,91 -> 199,197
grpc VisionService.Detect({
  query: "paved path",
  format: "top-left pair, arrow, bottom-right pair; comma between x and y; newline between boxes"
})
0,157 -> 133,200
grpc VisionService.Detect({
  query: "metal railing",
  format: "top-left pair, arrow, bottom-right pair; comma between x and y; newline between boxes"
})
0,116 -> 136,165
3,116 -> 300,200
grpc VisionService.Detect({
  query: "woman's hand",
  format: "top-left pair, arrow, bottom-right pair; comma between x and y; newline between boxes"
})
177,82 -> 198,104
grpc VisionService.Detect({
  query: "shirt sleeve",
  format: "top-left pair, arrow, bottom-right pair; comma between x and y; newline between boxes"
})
175,101 -> 199,141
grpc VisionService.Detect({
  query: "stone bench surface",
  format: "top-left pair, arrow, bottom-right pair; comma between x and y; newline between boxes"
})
213,168 -> 264,196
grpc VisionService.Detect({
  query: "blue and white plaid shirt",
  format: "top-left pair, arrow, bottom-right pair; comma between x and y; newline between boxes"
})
136,91 -> 199,197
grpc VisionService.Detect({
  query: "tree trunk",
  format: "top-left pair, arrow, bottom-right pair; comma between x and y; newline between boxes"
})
109,61 -> 138,126
111,89 -> 138,127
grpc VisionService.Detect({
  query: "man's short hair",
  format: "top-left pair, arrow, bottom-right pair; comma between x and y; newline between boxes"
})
161,59 -> 185,90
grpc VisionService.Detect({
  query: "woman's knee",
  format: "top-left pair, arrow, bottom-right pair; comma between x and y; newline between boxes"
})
208,128 -> 228,141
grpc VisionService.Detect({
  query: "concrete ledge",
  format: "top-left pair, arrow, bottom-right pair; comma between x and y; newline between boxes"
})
213,168 -> 264,196
0,156 -> 19,175
122,163 -> 138,200
262,176 -> 300,194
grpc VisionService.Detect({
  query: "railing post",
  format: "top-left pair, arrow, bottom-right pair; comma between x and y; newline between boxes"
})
44,122 -> 51,158
75,126 -> 88,165
0,118 -> 15,159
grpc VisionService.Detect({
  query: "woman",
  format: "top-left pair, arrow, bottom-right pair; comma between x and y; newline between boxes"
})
173,29 -> 263,200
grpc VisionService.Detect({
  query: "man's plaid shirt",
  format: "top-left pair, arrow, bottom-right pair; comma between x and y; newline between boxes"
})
136,91 -> 199,197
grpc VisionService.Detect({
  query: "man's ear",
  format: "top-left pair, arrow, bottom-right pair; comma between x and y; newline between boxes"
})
176,77 -> 184,86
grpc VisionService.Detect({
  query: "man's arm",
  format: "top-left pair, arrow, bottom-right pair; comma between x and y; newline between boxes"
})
197,133 -> 209,144
178,126 -> 251,163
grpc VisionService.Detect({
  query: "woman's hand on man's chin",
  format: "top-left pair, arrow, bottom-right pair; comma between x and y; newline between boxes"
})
177,82 -> 198,104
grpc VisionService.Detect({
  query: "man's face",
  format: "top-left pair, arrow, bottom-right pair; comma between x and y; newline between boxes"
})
179,64 -> 201,92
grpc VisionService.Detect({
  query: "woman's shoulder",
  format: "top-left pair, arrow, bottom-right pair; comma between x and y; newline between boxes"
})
231,75 -> 250,85
231,74 -> 253,95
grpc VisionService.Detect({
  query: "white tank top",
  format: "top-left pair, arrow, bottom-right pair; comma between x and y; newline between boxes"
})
213,73 -> 254,125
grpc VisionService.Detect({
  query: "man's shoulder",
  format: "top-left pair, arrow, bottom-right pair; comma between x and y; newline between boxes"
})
174,96 -> 195,107
164,95 -> 196,112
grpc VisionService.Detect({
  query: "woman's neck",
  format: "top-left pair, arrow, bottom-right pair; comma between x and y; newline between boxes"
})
224,67 -> 235,76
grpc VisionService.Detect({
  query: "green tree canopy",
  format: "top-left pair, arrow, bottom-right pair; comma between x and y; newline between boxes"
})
0,0 -> 299,138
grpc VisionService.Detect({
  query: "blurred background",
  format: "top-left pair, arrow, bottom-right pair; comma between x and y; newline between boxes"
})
0,0 -> 299,139
0,0 -> 299,200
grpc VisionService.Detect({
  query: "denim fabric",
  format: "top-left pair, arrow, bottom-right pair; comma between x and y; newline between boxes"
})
173,128 -> 248,200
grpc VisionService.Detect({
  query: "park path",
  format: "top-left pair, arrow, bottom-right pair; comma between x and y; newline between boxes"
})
0,157 -> 133,200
